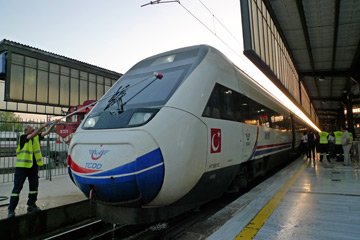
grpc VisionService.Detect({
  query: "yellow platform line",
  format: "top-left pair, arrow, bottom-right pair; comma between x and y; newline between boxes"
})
234,161 -> 308,239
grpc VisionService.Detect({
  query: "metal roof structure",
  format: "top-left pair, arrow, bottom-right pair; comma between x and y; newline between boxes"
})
267,0 -> 360,128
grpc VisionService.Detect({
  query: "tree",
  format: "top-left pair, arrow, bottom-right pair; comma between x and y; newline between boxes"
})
0,111 -> 23,131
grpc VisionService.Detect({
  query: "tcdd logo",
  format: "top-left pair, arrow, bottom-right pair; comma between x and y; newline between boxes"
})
85,162 -> 102,169
89,145 -> 110,160
211,128 -> 221,153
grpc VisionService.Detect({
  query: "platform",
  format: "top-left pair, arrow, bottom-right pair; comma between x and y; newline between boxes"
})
179,156 -> 360,240
0,174 -> 86,219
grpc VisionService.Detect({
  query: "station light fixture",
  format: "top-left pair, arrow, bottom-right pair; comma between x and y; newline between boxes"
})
246,71 -> 321,132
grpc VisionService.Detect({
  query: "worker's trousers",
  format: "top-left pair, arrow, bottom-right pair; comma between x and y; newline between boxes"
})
8,166 -> 39,211
342,144 -> 352,166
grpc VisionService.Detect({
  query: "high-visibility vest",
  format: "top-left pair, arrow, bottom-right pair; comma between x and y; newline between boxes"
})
349,132 -> 353,144
319,131 -> 329,144
16,135 -> 44,168
334,131 -> 343,145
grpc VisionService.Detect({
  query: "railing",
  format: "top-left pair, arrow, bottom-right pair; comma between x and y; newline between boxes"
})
0,120 -> 68,183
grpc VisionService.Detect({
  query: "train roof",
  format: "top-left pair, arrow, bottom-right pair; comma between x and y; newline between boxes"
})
127,45 -> 210,75
124,44 -> 305,125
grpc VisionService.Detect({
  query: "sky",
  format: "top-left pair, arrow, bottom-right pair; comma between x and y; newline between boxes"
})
0,0 -> 246,120
0,0 -> 244,74
0,0 -> 320,130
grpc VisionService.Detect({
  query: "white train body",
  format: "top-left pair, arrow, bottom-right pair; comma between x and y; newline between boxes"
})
68,45 -> 301,213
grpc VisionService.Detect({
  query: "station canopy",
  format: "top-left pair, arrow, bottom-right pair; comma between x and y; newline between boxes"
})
240,0 -> 360,129
0,39 -> 122,115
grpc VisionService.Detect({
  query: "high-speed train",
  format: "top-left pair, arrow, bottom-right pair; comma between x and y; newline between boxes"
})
67,45 -> 305,223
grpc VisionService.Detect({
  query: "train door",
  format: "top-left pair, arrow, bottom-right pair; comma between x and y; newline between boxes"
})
205,120 -> 243,171
240,124 -> 258,162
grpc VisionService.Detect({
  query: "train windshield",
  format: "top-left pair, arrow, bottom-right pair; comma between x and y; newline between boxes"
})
82,65 -> 190,129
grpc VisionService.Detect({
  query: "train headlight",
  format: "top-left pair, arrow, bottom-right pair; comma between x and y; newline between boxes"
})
128,112 -> 154,126
83,116 -> 99,128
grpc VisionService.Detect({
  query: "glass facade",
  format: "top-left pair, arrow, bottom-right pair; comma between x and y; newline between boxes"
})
0,81 -> 64,115
241,0 -> 317,124
7,52 -> 119,109
300,82 -> 310,115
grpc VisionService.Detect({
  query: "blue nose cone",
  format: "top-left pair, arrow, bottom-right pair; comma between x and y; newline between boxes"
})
70,148 -> 164,206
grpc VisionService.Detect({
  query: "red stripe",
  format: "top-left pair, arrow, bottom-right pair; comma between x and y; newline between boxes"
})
256,142 -> 292,149
68,155 -> 98,174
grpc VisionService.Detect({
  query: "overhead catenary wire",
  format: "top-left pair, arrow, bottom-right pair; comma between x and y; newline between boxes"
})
140,0 -> 321,131
196,0 -> 242,45
141,0 -> 244,60
141,0 -> 179,7
178,1 -> 243,60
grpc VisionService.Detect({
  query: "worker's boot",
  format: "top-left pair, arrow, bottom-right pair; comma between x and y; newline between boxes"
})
7,210 -> 15,218
27,204 -> 41,213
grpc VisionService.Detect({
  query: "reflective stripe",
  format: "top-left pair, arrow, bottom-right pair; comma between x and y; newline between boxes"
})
29,191 -> 38,194
16,150 -> 33,155
16,159 -> 33,163
11,193 -> 20,197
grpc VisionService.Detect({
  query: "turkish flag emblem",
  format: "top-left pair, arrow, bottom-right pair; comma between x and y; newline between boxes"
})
211,128 -> 221,153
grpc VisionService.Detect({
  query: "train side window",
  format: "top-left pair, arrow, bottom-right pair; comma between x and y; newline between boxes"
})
271,115 -> 291,131
202,83 -> 235,121
241,97 -> 262,126
203,84 -> 221,119
259,108 -> 276,128
220,86 -> 235,121
271,115 -> 283,129
202,83 -> 287,128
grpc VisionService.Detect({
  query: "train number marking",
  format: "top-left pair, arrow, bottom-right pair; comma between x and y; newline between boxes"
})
245,132 -> 251,146
211,128 -> 221,153
209,163 -> 220,169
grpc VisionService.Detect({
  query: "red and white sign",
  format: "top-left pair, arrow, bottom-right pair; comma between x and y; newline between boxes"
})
211,128 -> 221,153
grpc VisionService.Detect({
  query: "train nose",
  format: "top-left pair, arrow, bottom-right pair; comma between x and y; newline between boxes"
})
68,134 -> 164,206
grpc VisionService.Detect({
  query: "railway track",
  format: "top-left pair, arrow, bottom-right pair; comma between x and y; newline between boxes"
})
40,193 -> 240,240
27,160 -> 290,239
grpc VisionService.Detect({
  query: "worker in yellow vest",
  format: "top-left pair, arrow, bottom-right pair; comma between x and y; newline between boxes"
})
319,131 -> 329,162
8,120 -> 59,218
334,130 -> 343,161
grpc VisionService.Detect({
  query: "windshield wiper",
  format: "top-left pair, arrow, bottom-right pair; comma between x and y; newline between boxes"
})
104,84 -> 130,112
103,72 -> 163,113
120,72 -> 164,109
